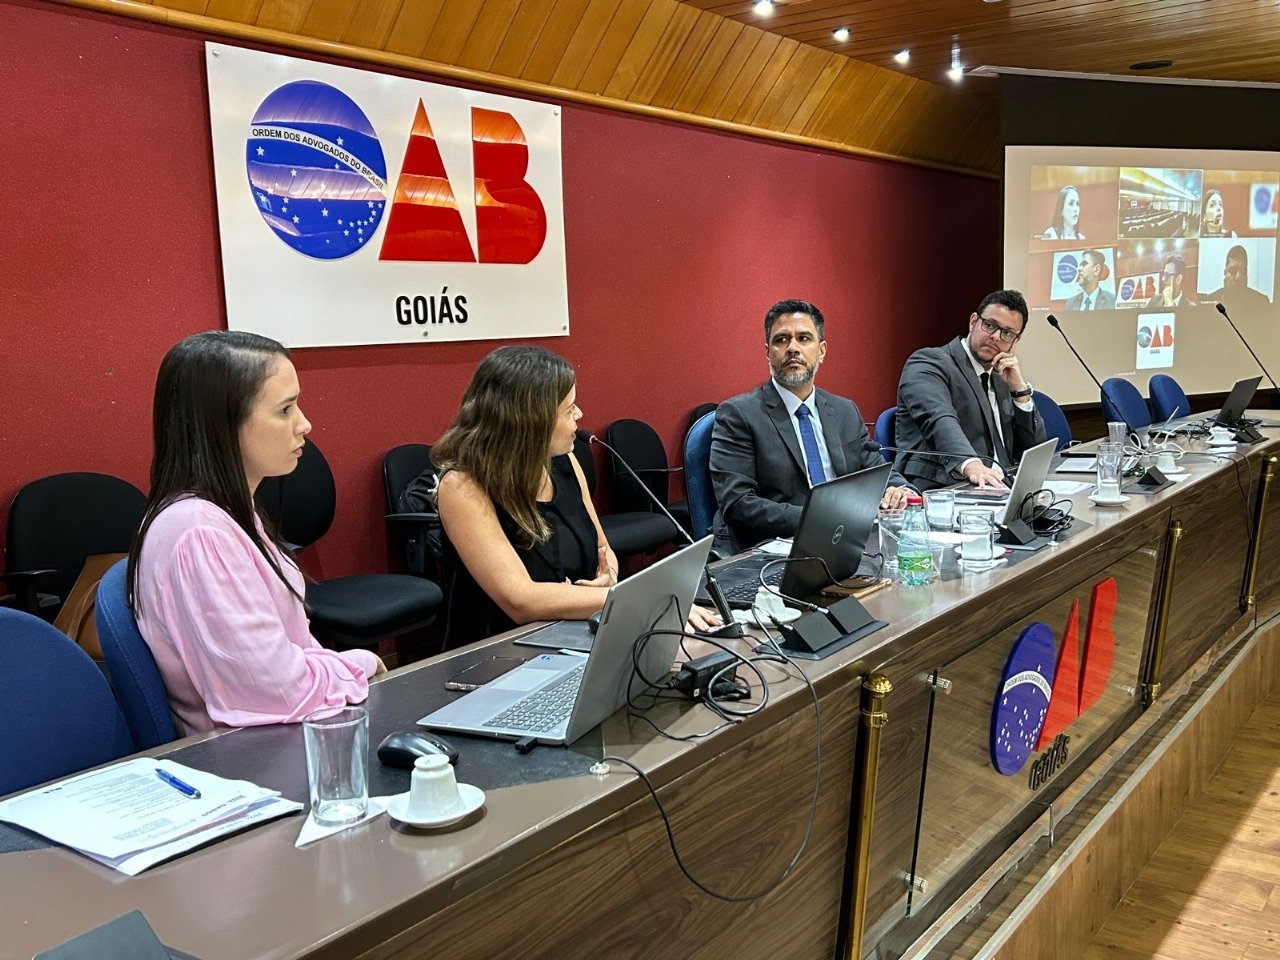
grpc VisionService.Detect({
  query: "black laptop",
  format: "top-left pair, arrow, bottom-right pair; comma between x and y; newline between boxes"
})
1212,376 -> 1263,427
697,462 -> 891,609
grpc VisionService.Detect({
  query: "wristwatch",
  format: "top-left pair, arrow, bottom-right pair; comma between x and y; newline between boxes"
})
1010,383 -> 1034,400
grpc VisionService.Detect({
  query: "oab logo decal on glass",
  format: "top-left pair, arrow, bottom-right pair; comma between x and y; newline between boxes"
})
990,577 -> 1117,788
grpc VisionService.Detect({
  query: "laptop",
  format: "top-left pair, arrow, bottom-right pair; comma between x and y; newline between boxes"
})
696,462 -> 891,609
954,437 -> 1057,528
1212,376 -> 1263,427
419,536 -> 712,746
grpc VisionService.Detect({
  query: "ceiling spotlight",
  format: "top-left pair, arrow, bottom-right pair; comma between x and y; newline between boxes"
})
833,26 -> 851,42
893,49 -> 911,65
753,0 -> 774,15
948,41 -> 963,82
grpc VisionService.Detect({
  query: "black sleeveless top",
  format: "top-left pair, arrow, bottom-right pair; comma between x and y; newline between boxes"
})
440,454 -> 597,648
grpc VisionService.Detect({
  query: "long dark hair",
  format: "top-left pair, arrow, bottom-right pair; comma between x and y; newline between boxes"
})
1049,185 -> 1080,237
127,330 -> 300,613
433,346 -> 575,548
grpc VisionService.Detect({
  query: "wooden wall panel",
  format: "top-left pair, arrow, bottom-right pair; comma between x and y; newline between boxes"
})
73,0 -> 1000,174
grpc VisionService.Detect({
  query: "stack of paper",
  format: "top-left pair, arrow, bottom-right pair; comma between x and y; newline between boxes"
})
0,758 -> 302,875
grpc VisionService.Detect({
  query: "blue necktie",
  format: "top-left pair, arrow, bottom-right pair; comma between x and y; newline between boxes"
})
795,404 -> 827,486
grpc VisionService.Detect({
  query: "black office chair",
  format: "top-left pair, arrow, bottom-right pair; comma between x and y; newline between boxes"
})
382,443 -> 444,579
605,418 -> 690,533
3,472 -> 146,619
573,436 -> 679,559
688,402 -> 718,433
256,440 -> 443,651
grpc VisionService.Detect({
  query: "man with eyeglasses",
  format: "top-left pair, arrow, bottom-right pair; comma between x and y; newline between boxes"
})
709,299 -> 915,556
1145,255 -> 1196,308
894,290 -> 1047,491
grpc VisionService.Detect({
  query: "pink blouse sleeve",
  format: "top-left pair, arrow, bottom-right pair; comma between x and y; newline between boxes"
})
158,525 -> 378,727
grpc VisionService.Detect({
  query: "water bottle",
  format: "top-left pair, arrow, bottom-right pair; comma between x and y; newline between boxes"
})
897,494 -> 933,587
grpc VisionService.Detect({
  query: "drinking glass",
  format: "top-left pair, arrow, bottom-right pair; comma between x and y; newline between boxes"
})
303,706 -> 369,826
923,490 -> 956,532
1095,442 -> 1123,501
877,507 -> 905,567
958,510 -> 997,570
1107,421 -> 1128,445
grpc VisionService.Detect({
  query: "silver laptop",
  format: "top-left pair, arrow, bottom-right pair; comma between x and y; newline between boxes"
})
419,536 -> 713,746
954,438 -> 1057,525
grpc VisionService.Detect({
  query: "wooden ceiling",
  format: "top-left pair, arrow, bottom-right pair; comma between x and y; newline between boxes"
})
60,0 -> 1001,173
52,0 -> 1280,177
685,0 -> 1280,88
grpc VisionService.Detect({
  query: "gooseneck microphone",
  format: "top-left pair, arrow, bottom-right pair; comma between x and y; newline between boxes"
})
575,429 -> 745,639
1046,313 -> 1134,428
1215,302 -> 1280,399
1046,314 -> 1105,392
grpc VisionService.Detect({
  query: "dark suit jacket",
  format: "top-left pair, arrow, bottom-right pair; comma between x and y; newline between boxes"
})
894,338 -> 1047,491
1065,287 -> 1116,311
709,383 -> 909,556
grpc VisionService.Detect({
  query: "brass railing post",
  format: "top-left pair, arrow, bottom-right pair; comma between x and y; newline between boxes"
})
1143,520 -> 1184,705
1241,455 -> 1277,614
845,674 -> 892,960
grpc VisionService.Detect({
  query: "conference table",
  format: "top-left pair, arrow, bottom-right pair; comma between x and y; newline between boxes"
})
3,424 -> 1278,960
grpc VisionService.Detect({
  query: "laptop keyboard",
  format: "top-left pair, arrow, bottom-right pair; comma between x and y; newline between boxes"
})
720,567 -> 783,606
483,664 -> 585,733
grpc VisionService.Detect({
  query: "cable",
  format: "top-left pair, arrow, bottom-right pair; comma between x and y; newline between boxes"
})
597,609 -> 823,903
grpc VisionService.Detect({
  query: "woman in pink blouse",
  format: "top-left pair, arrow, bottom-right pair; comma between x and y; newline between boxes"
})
128,331 -> 384,735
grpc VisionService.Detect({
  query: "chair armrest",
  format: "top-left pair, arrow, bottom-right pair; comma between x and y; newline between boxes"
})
0,569 -> 59,616
385,512 -> 444,572
386,511 -> 441,526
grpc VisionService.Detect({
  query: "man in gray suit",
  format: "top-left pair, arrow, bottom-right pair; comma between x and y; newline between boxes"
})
1065,249 -> 1116,311
894,290 -> 1047,492
709,299 -> 914,556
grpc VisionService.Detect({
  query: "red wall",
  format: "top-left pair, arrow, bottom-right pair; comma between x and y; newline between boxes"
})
0,0 -> 1000,579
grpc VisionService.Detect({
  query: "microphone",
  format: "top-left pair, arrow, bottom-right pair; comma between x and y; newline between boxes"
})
577,430 -> 745,639
1215,302 -> 1280,399
1046,314 -> 1105,392
1047,313 -> 1136,430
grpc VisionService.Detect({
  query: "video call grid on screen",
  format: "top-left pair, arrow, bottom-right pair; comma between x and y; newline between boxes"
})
1005,146 -> 1280,405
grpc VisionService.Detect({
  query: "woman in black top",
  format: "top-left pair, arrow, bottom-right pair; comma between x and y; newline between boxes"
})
434,346 -> 612,647
433,346 -> 717,647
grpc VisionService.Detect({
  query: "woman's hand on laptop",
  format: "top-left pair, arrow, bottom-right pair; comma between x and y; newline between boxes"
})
880,485 -> 913,509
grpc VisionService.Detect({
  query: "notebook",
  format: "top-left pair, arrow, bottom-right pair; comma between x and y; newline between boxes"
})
420,536 -> 712,746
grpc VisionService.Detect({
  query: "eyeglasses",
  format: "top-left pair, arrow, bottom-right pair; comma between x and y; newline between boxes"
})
978,316 -> 1020,344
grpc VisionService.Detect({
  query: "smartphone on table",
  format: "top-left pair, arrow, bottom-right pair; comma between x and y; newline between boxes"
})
444,656 -> 524,692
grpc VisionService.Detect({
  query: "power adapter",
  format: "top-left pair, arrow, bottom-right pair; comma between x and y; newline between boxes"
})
671,650 -> 741,700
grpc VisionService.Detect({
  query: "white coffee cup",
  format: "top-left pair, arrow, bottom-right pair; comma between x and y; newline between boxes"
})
1208,427 -> 1233,445
1155,451 -> 1179,473
406,754 -> 465,820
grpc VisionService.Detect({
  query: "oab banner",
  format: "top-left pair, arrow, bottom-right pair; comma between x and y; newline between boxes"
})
206,44 -> 568,347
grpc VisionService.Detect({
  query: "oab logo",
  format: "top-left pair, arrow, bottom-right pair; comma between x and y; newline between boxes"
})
1056,254 -> 1080,285
245,81 -> 547,265
990,578 -> 1117,788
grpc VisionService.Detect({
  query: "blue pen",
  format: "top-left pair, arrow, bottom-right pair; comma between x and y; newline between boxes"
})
155,768 -> 202,799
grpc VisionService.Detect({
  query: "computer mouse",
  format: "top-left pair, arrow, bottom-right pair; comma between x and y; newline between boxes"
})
588,611 -> 603,635
377,729 -> 459,768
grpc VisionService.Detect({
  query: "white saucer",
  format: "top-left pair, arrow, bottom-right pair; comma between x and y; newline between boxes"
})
1157,466 -> 1186,475
1089,493 -> 1130,507
386,783 -> 485,828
